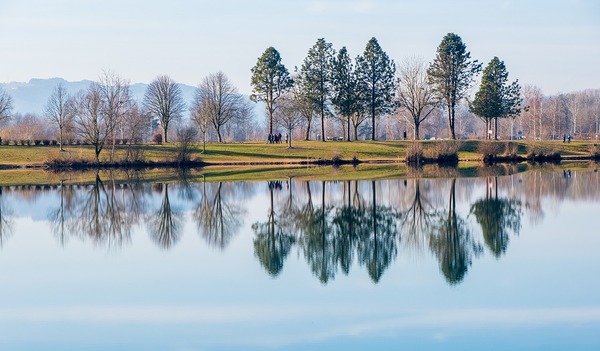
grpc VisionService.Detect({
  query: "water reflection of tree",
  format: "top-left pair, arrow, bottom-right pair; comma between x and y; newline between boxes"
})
67,173 -> 132,250
398,179 -> 435,252
147,183 -> 182,249
356,181 -> 398,283
0,187 -> 13,247
428,179 -> 482,285
252,181 -> 295,276
193,181 -> 245,249
470,177 -> 522,257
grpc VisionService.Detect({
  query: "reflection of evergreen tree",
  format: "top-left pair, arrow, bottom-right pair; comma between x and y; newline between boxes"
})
298,182 -> 336,284
356,181 -> 398,283
148,183 -> 182,250
429,179 -> 482,285
470,177 -> 522,257
252,183 -> 295,276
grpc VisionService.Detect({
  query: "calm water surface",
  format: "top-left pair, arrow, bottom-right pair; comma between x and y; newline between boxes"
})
0,170 -> 599,350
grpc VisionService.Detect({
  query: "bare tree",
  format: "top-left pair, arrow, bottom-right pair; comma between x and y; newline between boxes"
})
275,92 -> 304,148
195,71 -> 250,143
0,87 -> 13,124
72,83 -> 111,163
143,75 -> 186,143
190,90 -> 211,153
45,82 -> 74,151
396,57 -> 437,140
98,71 -> 133,161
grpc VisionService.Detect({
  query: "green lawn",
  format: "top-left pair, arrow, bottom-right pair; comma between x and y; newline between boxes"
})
1,139 -> 598,167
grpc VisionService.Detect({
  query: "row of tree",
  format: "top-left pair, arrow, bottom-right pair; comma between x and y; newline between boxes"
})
0,32 -> 597,145
250,33 -> 523,142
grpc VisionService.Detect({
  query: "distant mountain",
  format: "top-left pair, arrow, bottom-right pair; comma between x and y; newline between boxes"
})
0,78 -> 198,115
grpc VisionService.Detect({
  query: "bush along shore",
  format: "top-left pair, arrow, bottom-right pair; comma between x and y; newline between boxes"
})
1,140 -> 600,171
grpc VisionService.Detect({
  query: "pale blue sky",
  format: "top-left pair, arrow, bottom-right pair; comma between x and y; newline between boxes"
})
0,0 -> 598,95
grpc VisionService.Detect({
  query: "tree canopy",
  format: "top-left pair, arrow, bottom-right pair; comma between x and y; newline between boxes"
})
250,47 -> 293,135
428,33 -> 481,139
355,37 -> 396,141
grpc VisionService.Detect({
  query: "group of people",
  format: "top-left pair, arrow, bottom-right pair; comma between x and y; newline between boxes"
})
563,134 -> 573,143
267,133 -> 288,144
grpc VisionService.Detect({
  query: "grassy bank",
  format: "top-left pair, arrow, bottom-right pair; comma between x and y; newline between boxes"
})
0,140 -> 598,168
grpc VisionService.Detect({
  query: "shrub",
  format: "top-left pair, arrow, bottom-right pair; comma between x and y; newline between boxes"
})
34,140 -> 42,146
429,140 -> 461,164
589,144 -> 600,159
406,142 -> 424,164
152,133 -> 163,144
477,141 -> 503,162
331,152 -> 342,165
503,142 -> 519,157
527,142 -> 561,160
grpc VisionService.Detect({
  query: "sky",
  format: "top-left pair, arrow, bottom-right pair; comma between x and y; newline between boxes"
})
0,0 -> 599,96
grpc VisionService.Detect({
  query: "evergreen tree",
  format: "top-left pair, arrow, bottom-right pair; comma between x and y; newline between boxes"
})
355,37 -> 396,141
297,38 -> 335,142
250,47 -> 294,135
331,46 -> 357,141
469,57 -> 522,139
428,33 -> 481,139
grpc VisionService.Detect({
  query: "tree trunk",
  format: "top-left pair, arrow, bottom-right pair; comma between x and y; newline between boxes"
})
59,128 -> 63,151
347,117 -> 351,142
371,108 -> 376,141
305,122 -> 311,141
415,123 -> 420,140
448,103 -> 456,139
320,106 -> 325,142
288,127 -> 292,148
494,117 -> 499,140
485,119 -> 489,140
354,125 -> 359,141
163,123 -> 169,143
217,127 -> 223,143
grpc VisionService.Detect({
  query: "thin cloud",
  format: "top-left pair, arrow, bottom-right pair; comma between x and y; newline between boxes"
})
307,0 -> 376,14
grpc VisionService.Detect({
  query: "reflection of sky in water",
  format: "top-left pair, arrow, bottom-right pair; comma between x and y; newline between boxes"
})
0,171 -> 599,350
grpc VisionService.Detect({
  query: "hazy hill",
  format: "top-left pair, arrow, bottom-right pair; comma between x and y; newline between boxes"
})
0,78 -> 197,115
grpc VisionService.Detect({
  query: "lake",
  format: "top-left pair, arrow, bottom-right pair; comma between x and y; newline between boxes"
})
0,167 -> 599,350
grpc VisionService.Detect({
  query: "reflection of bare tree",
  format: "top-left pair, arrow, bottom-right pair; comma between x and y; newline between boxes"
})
252,182 -> 295,276
470,177 -> 522,257
356,181 -> 399,283
193,181 -> 245,249
48,181 -> 77,246
0,187 -> 13,247
147,183 -> 182,250
429,179 -> 482,285
398,179 -> 435,252
68,173 -> 132,250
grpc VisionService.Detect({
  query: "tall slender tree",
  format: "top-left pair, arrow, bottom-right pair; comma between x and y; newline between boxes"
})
355,37 -> 396,141
331,46 -> 357,141
469,57 -> 522,139
143,75 -> 186,143
45,83 -> 73,151
250,47 -> 293,136
297,38 -> 335,142
428,33 -> 481,139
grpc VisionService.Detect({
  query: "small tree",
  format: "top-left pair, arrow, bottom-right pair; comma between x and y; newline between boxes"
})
72,83 -> 110,163
250,47 -> 293,135
195,72 -> 251,143
469,57 -> 522,140
275,92 -> 304,148
143,75 -> 186,143
396,57 -> 437,140
355,37 -> 396,141
428,33 -> 482,139
0,88 -> 13,125
44,82 -> 73,151
190,89 -> 211,153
